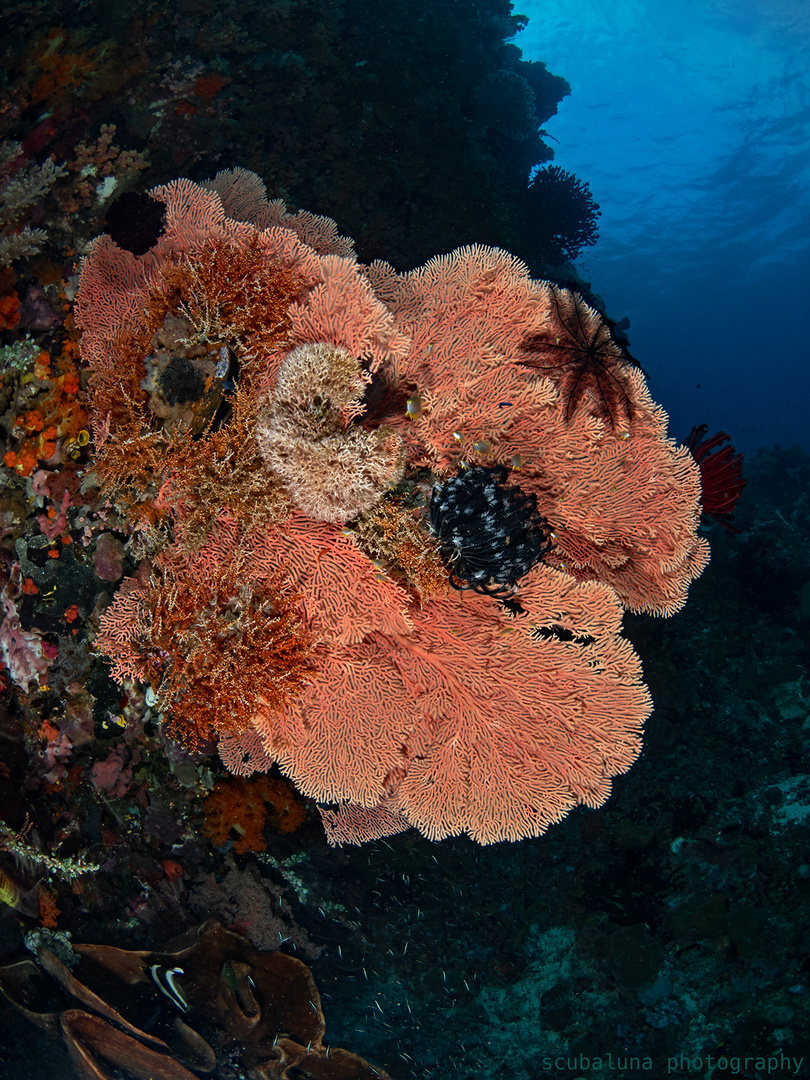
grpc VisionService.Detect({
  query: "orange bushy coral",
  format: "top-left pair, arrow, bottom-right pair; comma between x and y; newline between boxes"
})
39,887 -> 60,928
79,232 -> 305,527
95,534 -> 316,752
351,496 -> 449,598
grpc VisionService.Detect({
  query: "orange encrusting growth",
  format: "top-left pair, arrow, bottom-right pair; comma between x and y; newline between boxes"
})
2,347 -> 88,477
201,774 -> 307,853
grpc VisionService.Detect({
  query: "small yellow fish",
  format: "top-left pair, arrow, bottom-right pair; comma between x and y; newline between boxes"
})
0,869 -> 19,909
473,439 -> 492,455
405,395 -> 423,420
511,453 -> 523,471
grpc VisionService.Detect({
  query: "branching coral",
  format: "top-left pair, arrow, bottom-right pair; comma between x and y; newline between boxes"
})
0,141 -> 67,266
523,164 -> 601,264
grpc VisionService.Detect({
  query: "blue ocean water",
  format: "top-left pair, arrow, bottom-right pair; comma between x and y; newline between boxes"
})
518,0 -> 810,453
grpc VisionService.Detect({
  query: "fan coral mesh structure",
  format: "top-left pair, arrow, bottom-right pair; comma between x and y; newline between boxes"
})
77,169 -> 710,845
366,248 -> 709,616
685,424 -> 746,527
268,568 -> 650,845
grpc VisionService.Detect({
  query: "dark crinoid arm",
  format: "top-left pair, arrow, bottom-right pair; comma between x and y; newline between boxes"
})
517,285 -> 641,429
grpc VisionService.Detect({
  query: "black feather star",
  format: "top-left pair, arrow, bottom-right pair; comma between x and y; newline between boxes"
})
518,285 -> 642,429
429,466 -> 552,597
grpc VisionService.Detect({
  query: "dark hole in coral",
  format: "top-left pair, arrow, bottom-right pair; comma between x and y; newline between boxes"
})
531,623 -> 594,647
503,597 -> 594,643
159,356 -> 206,406
195,397 -> 232,438
105,191 -> 166,256
358,368 -> 413,429
500,596 -> 525,617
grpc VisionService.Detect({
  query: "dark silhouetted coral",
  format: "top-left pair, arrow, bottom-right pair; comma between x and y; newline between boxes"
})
0,920 -> 389,1079
521,164 -> 601,265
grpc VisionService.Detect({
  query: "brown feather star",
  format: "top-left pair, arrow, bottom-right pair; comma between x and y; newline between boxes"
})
518,285 -> 642,429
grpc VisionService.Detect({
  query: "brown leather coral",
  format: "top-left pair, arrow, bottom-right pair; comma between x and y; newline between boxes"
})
0,920 -> 389,1080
